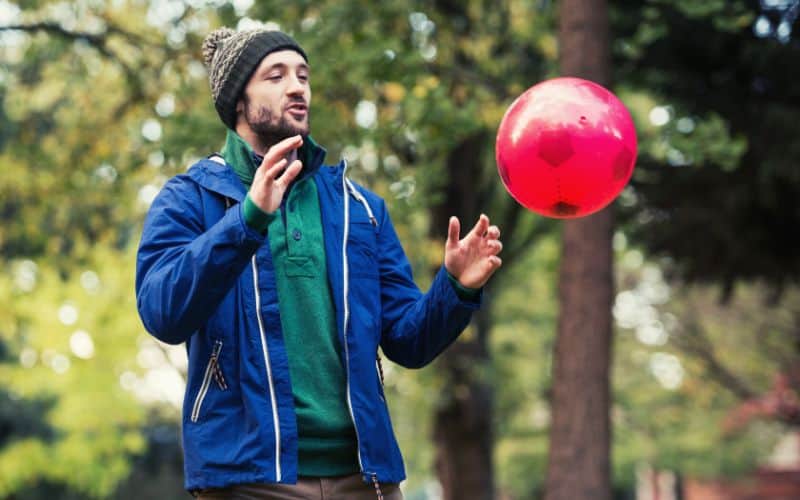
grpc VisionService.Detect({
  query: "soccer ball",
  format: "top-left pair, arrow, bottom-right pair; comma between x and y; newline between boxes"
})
495,77 -> 638,218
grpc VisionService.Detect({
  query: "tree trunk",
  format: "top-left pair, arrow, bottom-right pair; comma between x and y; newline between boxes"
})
545,1 -> 614,500
433,309 -> 494,500
431,132 -> 495,500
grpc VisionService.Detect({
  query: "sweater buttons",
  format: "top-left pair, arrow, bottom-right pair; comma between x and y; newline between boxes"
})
292,229 -> 302,241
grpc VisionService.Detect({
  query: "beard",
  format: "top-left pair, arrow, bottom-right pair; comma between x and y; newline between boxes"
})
243,95 -> 310,148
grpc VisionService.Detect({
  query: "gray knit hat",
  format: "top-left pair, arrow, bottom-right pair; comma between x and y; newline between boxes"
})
201,28 -> 308,130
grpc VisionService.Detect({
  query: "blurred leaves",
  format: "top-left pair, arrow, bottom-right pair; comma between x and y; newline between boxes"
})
1,0 -> 799,498
0,247 -> 148,497
614,0 -> 800,295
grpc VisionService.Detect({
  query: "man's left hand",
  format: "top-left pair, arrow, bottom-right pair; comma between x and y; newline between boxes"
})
444,214 -> 503,289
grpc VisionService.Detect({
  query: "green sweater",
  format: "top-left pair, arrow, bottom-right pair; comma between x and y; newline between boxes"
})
222,131 -> 359,476
221,130 -> 480,476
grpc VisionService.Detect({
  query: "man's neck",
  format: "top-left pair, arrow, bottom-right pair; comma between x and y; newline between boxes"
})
235,127 -> 300,164
235,126 -> 268,156
253,146 -> 298,166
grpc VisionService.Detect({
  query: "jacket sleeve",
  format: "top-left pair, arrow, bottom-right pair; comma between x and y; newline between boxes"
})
135,176 -> 265,345
376,201 -> 482,368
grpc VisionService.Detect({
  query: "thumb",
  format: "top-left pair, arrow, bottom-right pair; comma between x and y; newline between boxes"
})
446,216 -> 460,249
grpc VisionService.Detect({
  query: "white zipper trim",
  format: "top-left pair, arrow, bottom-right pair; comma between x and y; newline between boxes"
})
190,340 -> 222,423
342,162 -> 365,472
345,178 -> 378,226
376,361 -> 385,403
252,256 -> 282,481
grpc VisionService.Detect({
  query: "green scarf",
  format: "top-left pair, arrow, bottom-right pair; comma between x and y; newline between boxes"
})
220,129 -> 321,189
220,129 -> 260,188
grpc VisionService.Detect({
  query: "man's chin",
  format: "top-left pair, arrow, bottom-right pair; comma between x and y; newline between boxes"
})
249,117 -> 310,144
288,119 -> 310,137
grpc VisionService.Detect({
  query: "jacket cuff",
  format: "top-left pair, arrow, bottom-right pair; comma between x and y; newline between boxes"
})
436,266 -> 482,307
446,271 -> 482,303
242,194 -> 277,234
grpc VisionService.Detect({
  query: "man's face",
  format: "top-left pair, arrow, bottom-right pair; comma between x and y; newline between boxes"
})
237,49 -> 311,146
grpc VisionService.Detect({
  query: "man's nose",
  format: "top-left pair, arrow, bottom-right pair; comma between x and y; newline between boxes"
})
286,74 -> 306,96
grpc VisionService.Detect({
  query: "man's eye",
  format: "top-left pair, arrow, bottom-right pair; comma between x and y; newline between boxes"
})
267,75 -> 282,81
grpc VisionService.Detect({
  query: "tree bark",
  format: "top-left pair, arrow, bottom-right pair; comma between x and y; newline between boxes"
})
545,1 -> 614,500
432,311 -> 494,500
431,132 -> 495,500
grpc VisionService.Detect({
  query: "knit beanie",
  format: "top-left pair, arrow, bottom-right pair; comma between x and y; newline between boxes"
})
202,28 -> 308,130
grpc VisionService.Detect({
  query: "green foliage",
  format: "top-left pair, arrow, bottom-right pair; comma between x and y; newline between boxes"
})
491,236 -> 560,498
610,244 -> 798,487
1,0 -> 798,498
0,247 -> 148,497
613,0 -> 800,293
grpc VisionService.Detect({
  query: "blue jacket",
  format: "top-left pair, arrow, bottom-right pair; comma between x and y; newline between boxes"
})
135,155 -> 481,491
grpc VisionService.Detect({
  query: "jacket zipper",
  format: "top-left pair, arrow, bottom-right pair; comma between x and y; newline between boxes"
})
252,256 -> 282,481
344,168 -> 387,496
191,339 -> 224,423
371,473 -> 385,500
341,161 -> 366,474
345,178 -> 378,226
376,357 -> 385,403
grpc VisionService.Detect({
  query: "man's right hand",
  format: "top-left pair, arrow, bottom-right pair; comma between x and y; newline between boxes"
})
249,135 -> 304,214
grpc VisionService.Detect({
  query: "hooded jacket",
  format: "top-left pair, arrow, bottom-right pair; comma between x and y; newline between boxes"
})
135,150 -> 481,491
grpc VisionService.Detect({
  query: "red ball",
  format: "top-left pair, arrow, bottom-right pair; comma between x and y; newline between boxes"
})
496,77 -> 638,218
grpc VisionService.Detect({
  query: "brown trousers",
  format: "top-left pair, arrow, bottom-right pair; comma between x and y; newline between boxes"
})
194,473 -> 403,500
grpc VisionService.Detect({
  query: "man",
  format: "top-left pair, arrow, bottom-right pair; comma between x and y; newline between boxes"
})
135,27 -> 502,499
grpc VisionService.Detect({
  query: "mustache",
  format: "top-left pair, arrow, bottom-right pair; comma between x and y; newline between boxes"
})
284,98 -> 308,109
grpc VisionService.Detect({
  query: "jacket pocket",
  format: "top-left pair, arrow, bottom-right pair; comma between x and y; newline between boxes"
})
191,339 -> 228,423
348,222 -> 379,278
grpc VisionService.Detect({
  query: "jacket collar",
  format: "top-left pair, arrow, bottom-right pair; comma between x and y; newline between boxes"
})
187,134 -> 330,202
186,157 -> 249,202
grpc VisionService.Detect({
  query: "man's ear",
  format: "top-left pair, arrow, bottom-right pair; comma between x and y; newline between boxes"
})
236,99 -> 243,114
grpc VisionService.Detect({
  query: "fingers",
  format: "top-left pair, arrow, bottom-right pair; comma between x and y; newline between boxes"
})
263,158 -> 288,180
447,216 -> 461,249
262,157 -> 303,184
262,135 -> 303,166
485,239 -> 503,255
445,213 -> 503,288
460,254 -> 503,290
468,214 -> 490,239
449,214 -> 502,251
277,159 -> 303,186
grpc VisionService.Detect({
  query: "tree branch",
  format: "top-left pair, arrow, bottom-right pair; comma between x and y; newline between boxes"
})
1,21 -> 139,70
672,306 -> 757,401
2,19 -> 171,52
1,21 -> 148,117
502,202 -> 555,265
2,21 -> 98,41
425,60 -> 511,100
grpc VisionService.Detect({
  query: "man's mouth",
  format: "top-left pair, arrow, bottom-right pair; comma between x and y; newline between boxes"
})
286,103 -> 308,117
